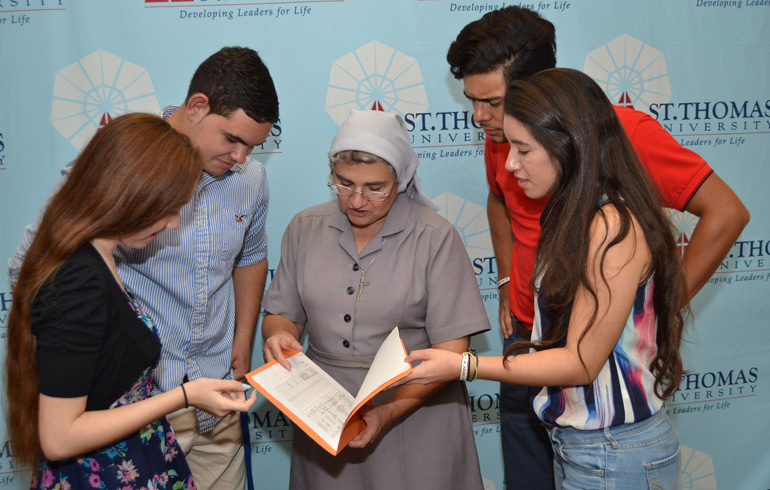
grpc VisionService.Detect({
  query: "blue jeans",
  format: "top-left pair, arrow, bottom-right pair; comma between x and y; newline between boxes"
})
547,409 -> 681,490
501,325 -> 555,490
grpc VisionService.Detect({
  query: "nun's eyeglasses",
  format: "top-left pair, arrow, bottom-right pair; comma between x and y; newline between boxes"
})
327,177 -> 395,202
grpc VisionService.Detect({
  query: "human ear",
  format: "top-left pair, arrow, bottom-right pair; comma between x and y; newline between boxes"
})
185,93 -> 210,122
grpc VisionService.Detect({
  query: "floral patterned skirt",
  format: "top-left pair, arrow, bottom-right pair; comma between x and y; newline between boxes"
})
31,288 -> 195,490
31,416 -> 194,490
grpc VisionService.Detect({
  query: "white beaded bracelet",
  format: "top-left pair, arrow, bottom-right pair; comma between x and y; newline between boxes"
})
497,276 -> 510,288
459,352 -> 470,381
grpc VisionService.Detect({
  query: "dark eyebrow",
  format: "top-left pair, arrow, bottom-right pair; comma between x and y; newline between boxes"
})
463,91 -> 504,104
225,132 -> 257,147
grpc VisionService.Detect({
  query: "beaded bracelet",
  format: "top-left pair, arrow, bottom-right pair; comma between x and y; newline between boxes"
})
459,352 -> 470,381
464,348 -> 479,382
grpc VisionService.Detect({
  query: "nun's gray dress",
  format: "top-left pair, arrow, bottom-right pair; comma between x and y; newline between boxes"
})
263,194 -> 489,489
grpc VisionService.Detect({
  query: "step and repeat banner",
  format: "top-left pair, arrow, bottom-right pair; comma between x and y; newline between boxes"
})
1,1 -> 768,489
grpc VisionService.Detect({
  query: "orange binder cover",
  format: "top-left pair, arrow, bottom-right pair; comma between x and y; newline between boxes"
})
247,327 -> 412,455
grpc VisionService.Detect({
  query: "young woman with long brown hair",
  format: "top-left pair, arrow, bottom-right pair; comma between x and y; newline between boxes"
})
5,113 -> 255,489
399,68 -> 689,489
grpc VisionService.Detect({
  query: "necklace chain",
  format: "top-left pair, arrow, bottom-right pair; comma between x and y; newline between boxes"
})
357,238 -> 387,302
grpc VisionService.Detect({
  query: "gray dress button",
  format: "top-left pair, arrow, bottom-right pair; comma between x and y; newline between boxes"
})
346,286 -> 355,295
343,314 -> 351,322
342,340 -> 350,348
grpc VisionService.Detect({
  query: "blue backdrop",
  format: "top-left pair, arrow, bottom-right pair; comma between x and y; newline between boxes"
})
1,1 -> 768,489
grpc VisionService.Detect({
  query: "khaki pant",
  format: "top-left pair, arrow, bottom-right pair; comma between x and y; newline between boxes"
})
166,407 -> 246,490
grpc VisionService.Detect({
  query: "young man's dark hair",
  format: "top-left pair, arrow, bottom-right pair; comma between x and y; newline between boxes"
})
446,6 -> 557,84
448,6 -> 749,490
8,44 -> 283,490
186,46 -> 279,124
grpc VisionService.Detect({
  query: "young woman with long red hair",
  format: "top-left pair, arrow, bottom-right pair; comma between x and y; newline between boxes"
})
6,113 -> 255,489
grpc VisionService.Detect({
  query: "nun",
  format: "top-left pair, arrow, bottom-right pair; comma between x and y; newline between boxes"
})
261,109 -> 489,489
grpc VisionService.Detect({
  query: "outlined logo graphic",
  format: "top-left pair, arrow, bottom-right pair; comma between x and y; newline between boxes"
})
667,209 -> 770,284
433,192 -> 493,260
51,50 -> 160,151
433,192 -> 499,299
666,209 -> 699,259
585,35 -> 769,139
325,41 -> 428,125
584,34 -> 671,116
679,445 -> 717,490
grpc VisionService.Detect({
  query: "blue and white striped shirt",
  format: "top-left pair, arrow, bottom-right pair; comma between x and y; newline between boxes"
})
8,106 -> 269,432
116,105 -> 269,432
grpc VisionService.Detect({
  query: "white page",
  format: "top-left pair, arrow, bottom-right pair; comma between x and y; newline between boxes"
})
250,352 -> 355,448
354,327 -> 411,403
248,326 -> 409,450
